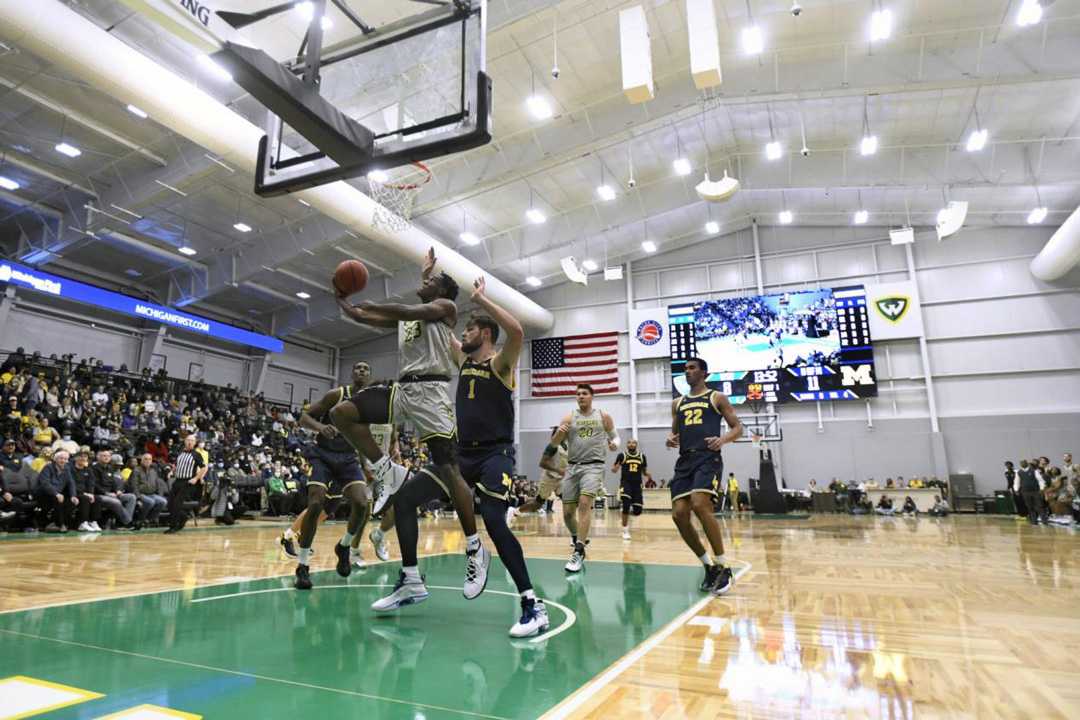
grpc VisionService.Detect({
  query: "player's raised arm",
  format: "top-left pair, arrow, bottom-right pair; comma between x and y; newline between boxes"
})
470,276 -> 525,377
540,415 -> 571,472
335,295 -> 398,328
359,298 -> 455,323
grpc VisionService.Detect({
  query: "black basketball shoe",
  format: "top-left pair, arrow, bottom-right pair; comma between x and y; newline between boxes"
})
712,565 -> 734,595
294,564 -> 312,590
334,542 -> 352,578
700,564 -> 720,592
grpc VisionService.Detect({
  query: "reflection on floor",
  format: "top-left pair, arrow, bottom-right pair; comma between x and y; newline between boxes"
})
2,510 -> 1078,718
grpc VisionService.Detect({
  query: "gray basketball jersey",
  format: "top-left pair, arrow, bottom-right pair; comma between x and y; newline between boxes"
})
398,319 -> 455,377
567,407 -> 607,463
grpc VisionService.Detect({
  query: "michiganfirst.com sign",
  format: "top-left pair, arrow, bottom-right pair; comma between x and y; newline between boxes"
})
0,261 -> 283,353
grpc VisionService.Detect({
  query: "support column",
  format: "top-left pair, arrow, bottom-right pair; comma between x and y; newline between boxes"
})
904,242 -> 949,479
0,286 -> 16,339
251,353 -> 271,395
136,325 -> 166,371
751,220 -> 783,487
626,259 -> 639,440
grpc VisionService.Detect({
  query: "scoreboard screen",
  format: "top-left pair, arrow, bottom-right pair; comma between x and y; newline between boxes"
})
668,286 -> 877,404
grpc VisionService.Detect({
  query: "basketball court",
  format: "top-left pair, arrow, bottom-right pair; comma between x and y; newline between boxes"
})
1,1 -> 1079,719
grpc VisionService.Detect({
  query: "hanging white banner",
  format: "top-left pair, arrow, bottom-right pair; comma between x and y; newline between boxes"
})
865,281 -> 925,340
628,306 -> 669,359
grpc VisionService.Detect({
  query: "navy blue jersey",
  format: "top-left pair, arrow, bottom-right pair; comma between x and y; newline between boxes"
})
316,385 -> 354,453
457,357 -> 515,445
617,451 -> 647,486
676,391 -> 727,454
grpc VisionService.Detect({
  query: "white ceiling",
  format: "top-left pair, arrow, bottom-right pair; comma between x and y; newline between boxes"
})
0,0 -> 1078,346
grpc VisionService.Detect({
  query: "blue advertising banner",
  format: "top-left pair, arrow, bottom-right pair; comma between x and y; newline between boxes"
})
0,260 -> 283,353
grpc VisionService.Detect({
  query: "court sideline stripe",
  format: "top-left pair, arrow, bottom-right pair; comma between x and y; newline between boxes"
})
0,552 -> 452,617
540,559 -> 753,720
0,627 -> 509,720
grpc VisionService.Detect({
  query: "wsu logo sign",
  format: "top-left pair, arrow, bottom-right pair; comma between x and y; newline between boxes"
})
635,320 -> 663,346
874,296 -> 910,324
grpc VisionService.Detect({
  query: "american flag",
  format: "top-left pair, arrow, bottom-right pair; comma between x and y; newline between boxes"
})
531,331 -> 620,398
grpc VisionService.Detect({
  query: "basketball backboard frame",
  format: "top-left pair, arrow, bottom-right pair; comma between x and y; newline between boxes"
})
213,0 -> 492,197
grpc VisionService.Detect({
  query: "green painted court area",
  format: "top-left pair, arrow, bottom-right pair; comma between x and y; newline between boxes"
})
0,555 -> 706,719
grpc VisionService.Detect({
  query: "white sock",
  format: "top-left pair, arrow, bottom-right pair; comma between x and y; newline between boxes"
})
699,553 -> 711,567
371,455 -> 389,474
403,565 -> 421,583
339,531 -> 354,547
521,589 -> 536,600
350,547 -> 361,557
465,533 -> 481,552
283,528 -> 296,539
371,527 -> 384,543
715,554 -> 727,567
298,547 -> 313,567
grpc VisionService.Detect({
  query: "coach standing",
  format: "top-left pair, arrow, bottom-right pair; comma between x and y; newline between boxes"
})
164,434 -> 206,534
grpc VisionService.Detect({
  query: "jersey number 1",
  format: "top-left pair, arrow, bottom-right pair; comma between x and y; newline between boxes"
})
467,378 -> 476,399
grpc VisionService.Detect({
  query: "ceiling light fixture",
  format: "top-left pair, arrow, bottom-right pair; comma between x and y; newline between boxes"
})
869,8 -> 893,42
641,240 -> 657,253
0,176 -> 20,191
705,220 -> 720,234
460,231 -> 481,246
126,104 -> 148,119
526,70 -> 553,120
178,246 -> 197,256
582,259 -> 598,272
296,1 -> 333,29
233,222 -> 252,233
296,291 -> 311,300
966,128 -> 988,152
673,157 -> 692,176
1027,206 -> 1048,224
1016,0 -> 1043,27
55,142 -> 81,158
742,26 -> 764,55
860,96 -> 878,156
778,210 -> 793,224
526,208 -> 546,224
596,184 -> 616,201
765,141 -> 782,161
853,209 -> 869,225
367,169 -> 389,183
196,54 -> 232,82
525,276 -> 542,287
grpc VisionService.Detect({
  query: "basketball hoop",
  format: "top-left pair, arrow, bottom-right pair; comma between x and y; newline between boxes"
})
368,162 -> 433,234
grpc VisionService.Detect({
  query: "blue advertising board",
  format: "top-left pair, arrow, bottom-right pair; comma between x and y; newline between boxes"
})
0,260 -> 283,353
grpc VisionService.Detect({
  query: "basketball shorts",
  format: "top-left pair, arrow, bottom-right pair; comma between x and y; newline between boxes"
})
305,445 -> 364,496
670,452 -> 723,503
347,380 -> 455,441
458,444 -> 516,503
537,470 -> 562,501
620,482 -> 643,513
562,463 -> 604,504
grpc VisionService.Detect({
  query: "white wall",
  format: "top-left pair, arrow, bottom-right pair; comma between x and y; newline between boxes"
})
331,224 -> 1079,496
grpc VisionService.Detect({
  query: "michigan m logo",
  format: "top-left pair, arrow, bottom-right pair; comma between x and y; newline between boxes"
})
874,296 -> 910,324
840,364 -> 874,386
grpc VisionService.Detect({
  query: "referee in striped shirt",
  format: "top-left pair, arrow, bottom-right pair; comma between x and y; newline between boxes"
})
165,434 -> 206,534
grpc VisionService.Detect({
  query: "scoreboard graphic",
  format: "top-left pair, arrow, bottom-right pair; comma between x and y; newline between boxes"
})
669,285 -> 877,404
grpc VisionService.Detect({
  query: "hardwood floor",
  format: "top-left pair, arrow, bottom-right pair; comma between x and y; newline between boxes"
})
2,511 -> 1077,718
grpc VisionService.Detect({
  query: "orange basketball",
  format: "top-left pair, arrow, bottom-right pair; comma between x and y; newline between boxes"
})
333,259 -> 368,296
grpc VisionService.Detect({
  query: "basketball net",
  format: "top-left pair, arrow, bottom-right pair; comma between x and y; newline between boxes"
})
368,162 -> 433,234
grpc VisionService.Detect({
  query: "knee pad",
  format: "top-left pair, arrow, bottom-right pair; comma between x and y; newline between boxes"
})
632,505 -> 643,517
426,436 -> 457,466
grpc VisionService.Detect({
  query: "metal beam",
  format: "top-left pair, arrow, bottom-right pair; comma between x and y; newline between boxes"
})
0,75 -> 167,167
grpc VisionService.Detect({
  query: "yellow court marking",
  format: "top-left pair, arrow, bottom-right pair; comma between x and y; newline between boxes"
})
0,675 -> 104,720
95,704 -> 202,719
